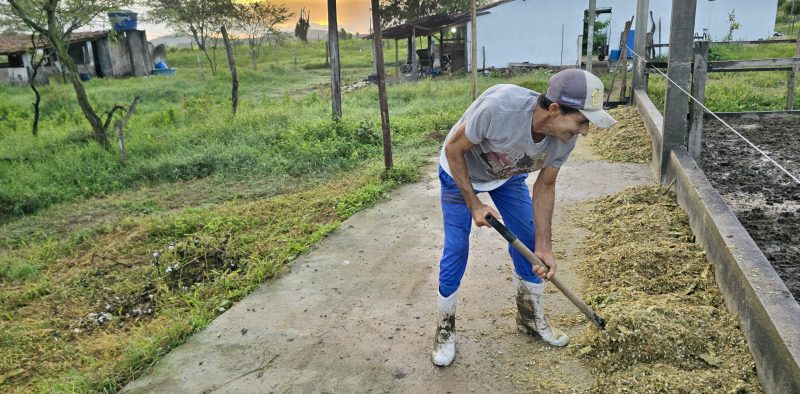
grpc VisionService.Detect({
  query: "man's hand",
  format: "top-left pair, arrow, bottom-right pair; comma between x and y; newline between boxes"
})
471,204 -> 501,227
533,250 -> 557,280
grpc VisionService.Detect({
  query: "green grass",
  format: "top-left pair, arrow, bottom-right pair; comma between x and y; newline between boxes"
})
0,35 -> 558,392
645,40 -> 800,112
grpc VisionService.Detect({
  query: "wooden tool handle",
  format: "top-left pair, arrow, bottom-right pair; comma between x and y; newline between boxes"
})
485,214 -> 606,330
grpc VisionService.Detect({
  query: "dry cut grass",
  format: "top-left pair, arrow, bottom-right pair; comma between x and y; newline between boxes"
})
589,105 -> 652,164
572,186 -> 762,393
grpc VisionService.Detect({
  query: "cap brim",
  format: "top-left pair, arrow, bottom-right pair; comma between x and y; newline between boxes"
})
580,108 -> 617,128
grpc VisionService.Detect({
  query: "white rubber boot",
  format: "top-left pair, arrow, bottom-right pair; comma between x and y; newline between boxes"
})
513,274 -> 569,347
431,290 -> 457,366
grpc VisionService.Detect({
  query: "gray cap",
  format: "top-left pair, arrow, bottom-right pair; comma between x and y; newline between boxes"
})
545,69 -> 617,128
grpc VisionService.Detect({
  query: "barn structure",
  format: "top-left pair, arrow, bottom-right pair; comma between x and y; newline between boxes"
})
370,0 -> 779,72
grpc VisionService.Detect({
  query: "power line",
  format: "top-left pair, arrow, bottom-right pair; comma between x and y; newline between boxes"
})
626,45 -> 800,185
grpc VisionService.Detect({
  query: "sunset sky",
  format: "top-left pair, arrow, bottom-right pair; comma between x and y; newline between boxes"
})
275,0 -> 373,34
139,0 -> 374,38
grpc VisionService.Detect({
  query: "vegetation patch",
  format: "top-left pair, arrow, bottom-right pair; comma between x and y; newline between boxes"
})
573,186 -> 761,393
0,157 -> 422,392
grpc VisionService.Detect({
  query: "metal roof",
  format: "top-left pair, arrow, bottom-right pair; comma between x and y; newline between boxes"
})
0,30 -> 112,55
363,0 -> 515,40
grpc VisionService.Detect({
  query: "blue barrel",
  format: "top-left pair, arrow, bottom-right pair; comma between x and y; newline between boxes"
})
108,11 -> 137,31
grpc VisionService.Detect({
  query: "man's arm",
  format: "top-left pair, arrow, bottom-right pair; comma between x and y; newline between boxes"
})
444,123 -> 501,227
532,166 -> 560,280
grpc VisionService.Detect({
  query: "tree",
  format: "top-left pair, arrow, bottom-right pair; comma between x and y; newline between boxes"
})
582,14 -> 610,55
294,7 -> 309,43
2,0 -> 136,147
338,27 -> 352,40
144,0 -> 237,76
379,0 -> 488,27
723,9 -> 741,41
27,33 -> 51,135
235,0 -> 292,69
0,10 -> 48,135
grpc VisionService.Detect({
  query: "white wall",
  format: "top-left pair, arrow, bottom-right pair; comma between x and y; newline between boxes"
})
467,0 -> 586,69
466,0 -> 779,69
599,0 -> 779,55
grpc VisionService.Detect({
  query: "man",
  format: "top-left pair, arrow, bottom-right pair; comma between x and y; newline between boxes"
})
432,69 -> 616,367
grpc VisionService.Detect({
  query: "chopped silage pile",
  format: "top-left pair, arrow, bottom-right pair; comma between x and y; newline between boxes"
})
590,106 -> 652,163
572,185 -> 762,393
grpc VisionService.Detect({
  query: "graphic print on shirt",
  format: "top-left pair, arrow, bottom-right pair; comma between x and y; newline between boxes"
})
472,148 -> 545,178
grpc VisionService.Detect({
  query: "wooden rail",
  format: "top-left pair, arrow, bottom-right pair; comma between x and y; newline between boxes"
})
651,38 -> 797,48
686,37 -> 800,161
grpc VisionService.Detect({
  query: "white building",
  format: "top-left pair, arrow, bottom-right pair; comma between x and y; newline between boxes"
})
467,0 -> 780,69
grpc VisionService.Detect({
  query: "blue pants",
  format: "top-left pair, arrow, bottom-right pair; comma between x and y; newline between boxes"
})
438,166 -> 541,298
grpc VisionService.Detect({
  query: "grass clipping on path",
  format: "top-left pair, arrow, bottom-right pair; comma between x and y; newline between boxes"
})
590,106 -> 652,163
573,186 -> 761,393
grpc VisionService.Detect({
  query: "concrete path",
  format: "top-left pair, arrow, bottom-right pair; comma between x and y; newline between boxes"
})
122,139 -> 652,393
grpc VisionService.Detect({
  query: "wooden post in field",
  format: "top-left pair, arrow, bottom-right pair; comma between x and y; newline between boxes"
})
371,0 -> 393,170
471,0 -> 478,99
586,0 -> 596,73
619,17 -> 633,101
115,96 -> 140,162
632,0 -> 650,93
411,27 -> 417,79
787,33 -> 800,110
395,39 -> 399,77
196,54 -> 205,81
220,26 -> 238,116
427,35 -> 433,73
660,0 -> 697,184
688,40 -> 709,161
328,0 -> 342,119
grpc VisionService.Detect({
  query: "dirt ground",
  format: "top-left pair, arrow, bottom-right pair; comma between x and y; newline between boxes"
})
121,139 -> 652,393
699,115 -> 800,301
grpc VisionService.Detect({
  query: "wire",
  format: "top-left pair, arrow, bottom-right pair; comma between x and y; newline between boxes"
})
625,45 -> 800,185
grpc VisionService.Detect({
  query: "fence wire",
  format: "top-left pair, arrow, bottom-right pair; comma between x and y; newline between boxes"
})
624,44 -> 800,185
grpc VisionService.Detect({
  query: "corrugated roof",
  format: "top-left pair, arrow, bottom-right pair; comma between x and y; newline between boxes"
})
364,0 -> 516,40
0,30 -> 111,55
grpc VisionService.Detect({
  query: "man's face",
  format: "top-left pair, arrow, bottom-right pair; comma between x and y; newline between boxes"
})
547,110 -> 590,144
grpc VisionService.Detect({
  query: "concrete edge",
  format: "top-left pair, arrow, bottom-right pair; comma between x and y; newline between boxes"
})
632,89 -> 800,393
632,89 -> 663,179
666,147 -> 800,393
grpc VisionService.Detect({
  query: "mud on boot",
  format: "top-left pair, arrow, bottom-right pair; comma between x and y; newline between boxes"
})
431,290 -> 457,366
513,274 -> 569,347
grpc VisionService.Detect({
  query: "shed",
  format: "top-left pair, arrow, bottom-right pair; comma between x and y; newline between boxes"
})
0,30 -> 153,86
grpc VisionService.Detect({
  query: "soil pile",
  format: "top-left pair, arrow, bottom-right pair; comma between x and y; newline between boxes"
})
572,186 -> 762,393
589,106 -> 651,163
700,116 -> 800,301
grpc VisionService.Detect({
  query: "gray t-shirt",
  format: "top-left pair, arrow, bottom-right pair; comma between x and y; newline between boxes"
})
439,84 -> 578,191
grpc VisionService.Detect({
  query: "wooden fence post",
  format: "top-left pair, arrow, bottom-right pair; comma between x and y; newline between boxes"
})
586,0 -> 596,73
619,17 -> 633,101
470,0 -> 477,99
632,0 -> 650,92
660,0 -> 697,184
328,0 -> 342,119
688,40 -> 709,161
371,0 -> 393,170
411,27 -> 417,79
787,33 -> 800,110
395,39 -> 399,77
220,26 -> 238,116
